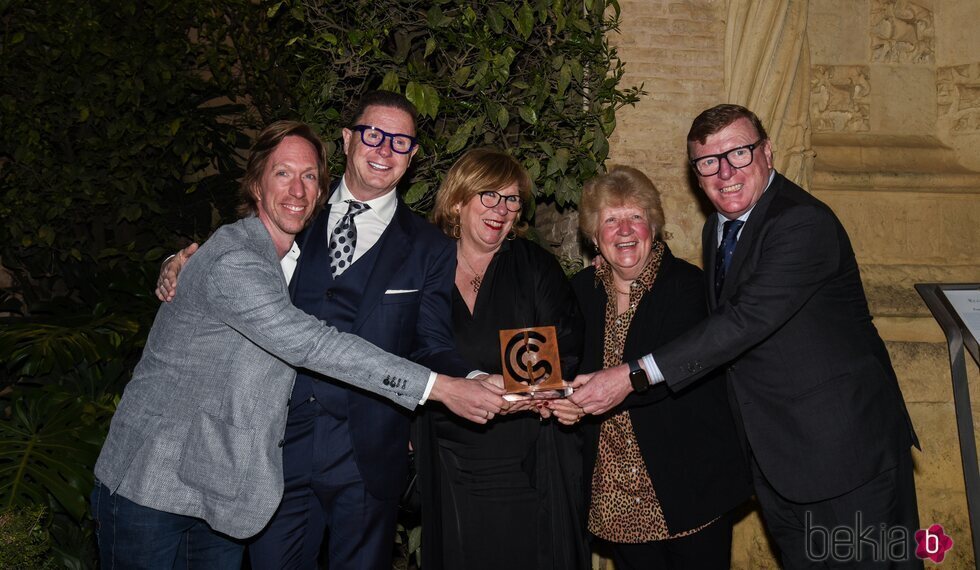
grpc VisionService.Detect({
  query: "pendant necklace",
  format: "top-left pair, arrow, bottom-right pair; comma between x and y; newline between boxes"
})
458,250 -> 485,294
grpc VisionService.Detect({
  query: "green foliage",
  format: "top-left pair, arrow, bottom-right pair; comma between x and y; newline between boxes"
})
285,0 -> 643,212
0,506 -> 59,570
0,0 -> 285,309
0,387 -> 109,521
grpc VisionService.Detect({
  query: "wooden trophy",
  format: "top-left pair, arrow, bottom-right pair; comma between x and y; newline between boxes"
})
498,325 -> 570,401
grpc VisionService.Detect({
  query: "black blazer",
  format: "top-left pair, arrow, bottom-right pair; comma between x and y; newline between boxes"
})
572,246 -> 751,534
654,173 -> 918,503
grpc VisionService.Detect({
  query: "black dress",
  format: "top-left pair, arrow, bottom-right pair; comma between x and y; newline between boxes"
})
416,238 -> 589,570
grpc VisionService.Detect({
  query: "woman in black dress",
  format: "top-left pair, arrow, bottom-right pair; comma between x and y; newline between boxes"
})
414,148 -> 589,570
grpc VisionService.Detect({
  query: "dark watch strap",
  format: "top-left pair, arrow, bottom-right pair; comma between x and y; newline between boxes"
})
628,360 -> 649,393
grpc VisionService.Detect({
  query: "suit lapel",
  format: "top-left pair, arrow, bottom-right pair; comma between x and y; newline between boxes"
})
702,216 -> 720,309
351,199 -> 414,333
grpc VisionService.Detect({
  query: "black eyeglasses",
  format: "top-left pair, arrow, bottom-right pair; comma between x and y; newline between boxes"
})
351,125 -> 418,154
690,139 -> 763,177
478,191 -> 523,212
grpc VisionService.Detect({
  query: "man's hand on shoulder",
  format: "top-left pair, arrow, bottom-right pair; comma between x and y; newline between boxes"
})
155,243 -> 199,302
428,374 -> 506,424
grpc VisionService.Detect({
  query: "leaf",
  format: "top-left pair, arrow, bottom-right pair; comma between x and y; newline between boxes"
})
488,7 -> 505,35
524,157 -> 541,180
424,37 -> 437,59
266,1 -> 286,18
380,71 -> 400,92
422,84 -> 440,118
405,82 -> 439,119
557,63 -> 571,97
0,389 -> 105,521
518,106 -> 538,125
426,5 -> 447,27
592,128 -> 609,161
37,226 -> 55,246
452,66 -> 472,86
404,181 -> 429,205
445,118 -> 481,153
546,147 -> 569,175
496,106 -> 510,130
515,3 -> 535,39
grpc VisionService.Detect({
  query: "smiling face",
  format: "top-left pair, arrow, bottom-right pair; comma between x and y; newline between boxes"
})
254,135 -> 321,253
689,117 -> 773,220
457,183 -> 521,254
595,203 -> 654,282
341,104 -> 418,201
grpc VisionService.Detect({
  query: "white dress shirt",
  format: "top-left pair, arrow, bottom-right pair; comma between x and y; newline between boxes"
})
325,177 -> 399,275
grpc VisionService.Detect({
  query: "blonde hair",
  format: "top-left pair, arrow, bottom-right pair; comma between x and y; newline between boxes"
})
431,148 -> 532,237
579,165 -> 665,241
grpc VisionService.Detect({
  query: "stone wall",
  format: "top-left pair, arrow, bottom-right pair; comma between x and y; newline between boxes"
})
601,0 -> 980,567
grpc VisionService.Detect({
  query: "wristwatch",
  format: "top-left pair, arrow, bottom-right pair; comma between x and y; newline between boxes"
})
628,360 -> 649,393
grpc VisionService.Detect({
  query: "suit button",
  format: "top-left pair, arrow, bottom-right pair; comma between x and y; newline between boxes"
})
277,439 -> 284,448
286,398 -> 291,407
326,291 -> 334,299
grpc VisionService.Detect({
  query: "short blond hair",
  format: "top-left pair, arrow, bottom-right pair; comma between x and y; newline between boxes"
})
431,148 -> 532,237
579,165 -> 665,241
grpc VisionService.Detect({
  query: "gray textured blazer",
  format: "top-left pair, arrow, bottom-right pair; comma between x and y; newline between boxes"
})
95,216 -> 430,539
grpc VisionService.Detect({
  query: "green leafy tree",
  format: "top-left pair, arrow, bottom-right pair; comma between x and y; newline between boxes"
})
284,0 -> 642,213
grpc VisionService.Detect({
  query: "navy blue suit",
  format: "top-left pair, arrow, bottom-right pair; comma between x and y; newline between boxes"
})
248,193 -> 469,569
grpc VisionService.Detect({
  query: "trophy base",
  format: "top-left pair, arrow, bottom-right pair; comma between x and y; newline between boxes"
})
503,386 -> 573,402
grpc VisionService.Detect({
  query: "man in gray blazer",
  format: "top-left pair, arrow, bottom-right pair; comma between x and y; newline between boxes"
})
91,121 -> 505,569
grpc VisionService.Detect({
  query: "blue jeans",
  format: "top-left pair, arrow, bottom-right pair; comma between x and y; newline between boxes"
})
91,481 -> 244,569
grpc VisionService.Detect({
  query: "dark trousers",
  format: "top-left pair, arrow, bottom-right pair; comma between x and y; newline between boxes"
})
91,481 -> 243,570
752,449 -> 923,569
247,397 -> 399,570
607,513 -> 734,569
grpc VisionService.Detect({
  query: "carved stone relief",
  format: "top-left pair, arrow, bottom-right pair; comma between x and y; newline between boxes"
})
810,65 -> 871,132
870,0 -> 935,64
938,63 -> 980,133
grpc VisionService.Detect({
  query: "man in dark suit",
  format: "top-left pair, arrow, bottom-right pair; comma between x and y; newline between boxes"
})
570,104 -> 921,568
245,91 -> 480,569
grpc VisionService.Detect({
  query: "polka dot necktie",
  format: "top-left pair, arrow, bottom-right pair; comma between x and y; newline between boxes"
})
328,200 -> 370,277
714,219 -> 744,300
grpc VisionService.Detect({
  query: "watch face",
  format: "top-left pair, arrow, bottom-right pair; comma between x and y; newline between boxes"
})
630,365 -> 649,392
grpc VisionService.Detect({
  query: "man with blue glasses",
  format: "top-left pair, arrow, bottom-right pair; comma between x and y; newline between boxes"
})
247,91 -> 480,569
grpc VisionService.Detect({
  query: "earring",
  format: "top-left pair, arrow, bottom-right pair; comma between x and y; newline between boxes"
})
506,229 -> 516,241
452,224 -> 461,240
